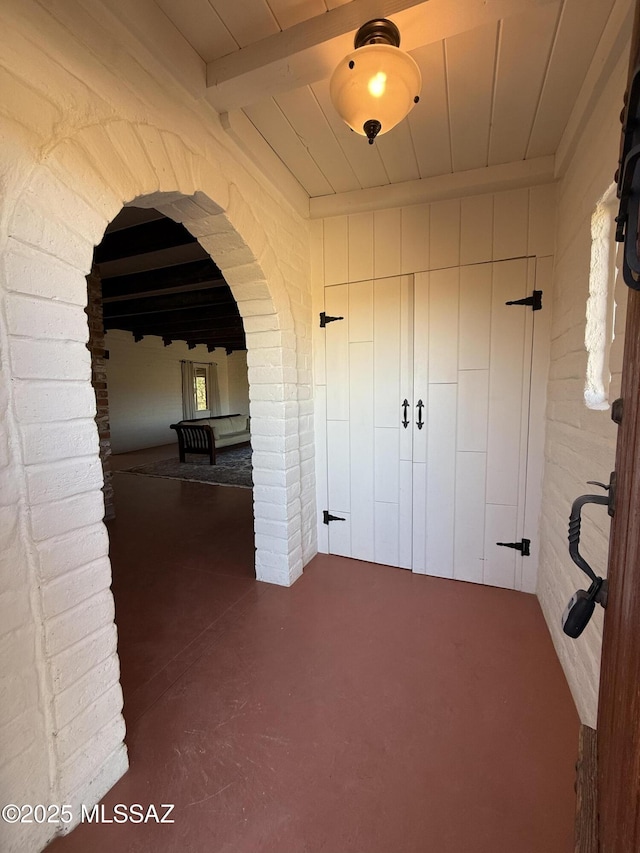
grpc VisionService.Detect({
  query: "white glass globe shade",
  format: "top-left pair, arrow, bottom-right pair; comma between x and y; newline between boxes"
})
330,44 -> 422,138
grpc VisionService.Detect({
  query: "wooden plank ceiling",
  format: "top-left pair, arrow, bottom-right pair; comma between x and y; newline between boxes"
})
93,0 -> 619,343
155,0 -> 616,198
97,207 -> 246,352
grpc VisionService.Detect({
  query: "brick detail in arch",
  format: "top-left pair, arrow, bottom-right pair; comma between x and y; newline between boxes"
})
86,265 -> 115,520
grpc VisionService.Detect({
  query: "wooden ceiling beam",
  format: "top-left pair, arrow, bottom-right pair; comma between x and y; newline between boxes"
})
103,290 -> 239,319
208,0 -> 424,110
100,259 -> 222,299
102,280 -> 228,304
207,0 -> 424,85
97,243 -> 210,279
94,218 -> 196,264
104,306 -> 241,326
310,155 -> 556,218
207,0 -> 557,111
105,318 -> 244,336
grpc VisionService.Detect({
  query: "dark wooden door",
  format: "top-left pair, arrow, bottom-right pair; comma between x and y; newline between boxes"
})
597,297 -> 640,852
595,4 -> 640,848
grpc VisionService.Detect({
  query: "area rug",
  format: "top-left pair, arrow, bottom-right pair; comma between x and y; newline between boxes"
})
123,445 -> 253,489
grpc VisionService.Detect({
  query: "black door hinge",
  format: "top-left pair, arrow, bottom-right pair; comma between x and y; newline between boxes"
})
505,290 -> 542,311
320,312 -> 344,328
323,511 -> 346,525
496,538 -> 531,556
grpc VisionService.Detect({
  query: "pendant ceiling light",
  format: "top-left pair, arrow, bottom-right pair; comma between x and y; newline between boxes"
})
330,18 -> 421,145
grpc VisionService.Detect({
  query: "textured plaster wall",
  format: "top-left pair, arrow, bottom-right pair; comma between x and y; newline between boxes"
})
104,330 -> 248,454
536,52 -> 629,728
0,1 -> 314,849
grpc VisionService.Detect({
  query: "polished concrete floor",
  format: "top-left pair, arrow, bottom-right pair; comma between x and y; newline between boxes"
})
48,463 -> 579,853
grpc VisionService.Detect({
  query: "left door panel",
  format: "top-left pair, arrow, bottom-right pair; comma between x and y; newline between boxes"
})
325,276 -> 413,567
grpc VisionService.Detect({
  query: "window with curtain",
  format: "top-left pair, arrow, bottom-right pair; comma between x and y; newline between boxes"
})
181,360 -> 221,419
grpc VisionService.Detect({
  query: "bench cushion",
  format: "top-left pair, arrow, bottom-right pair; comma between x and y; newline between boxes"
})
229,414 -> 248,432
181,415 -> 249,440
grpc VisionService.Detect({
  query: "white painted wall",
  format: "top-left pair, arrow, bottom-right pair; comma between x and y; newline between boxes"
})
104,331 -> 249,454
536,51 -> 629,729
312,186 -> 557,582
227,350 -> 250,416
0,2 -> 313,849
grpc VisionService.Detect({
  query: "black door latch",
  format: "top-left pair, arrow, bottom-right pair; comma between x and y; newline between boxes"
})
562,476 -> 614,638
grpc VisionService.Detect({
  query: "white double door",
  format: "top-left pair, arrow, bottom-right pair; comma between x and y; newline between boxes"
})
324,258 -> 537,590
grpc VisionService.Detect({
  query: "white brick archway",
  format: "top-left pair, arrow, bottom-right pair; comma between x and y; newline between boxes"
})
132,188 -> 305,587
0,120 -> 313,828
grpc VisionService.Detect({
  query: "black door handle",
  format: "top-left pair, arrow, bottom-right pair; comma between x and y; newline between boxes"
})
562,484 -> 612,638
568,492 -> 609,585
416,400 -> 424,430
402,399 -> 409,428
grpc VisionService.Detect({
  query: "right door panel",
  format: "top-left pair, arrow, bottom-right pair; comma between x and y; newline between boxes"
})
412,259 -> 533,586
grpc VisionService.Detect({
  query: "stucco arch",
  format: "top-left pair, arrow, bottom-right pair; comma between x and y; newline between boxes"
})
0,119 -> 311,829
10,119 -> 306,586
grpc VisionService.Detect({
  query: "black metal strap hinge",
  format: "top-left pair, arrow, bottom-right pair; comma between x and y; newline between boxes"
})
505,290 -> 542,311
496,538 -> 531,556
320,312 -> 344,328
323,511 -> 346,525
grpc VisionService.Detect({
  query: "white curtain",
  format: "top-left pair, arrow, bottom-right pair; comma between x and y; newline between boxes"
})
181,360 -> 196,420
208,363 -> 221,415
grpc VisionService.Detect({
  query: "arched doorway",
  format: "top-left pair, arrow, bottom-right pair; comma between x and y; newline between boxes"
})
88,203 -> 257,727
1,121 -> 314,825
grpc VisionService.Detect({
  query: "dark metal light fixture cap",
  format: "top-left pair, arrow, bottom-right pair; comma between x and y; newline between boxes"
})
354,18 -> 401,49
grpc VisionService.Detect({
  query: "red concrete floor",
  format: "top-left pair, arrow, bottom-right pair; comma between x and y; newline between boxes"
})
47,471 -> 580,853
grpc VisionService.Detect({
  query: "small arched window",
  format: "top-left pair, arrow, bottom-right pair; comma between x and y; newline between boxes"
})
584,184 -> 619,410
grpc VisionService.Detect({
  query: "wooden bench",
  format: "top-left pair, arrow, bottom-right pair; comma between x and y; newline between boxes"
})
170,420 -> 216,464
170,414 -> 250,465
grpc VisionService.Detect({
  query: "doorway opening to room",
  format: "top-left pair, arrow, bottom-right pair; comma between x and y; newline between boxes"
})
89,206 -> 251,488
86,205 -> 255,726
